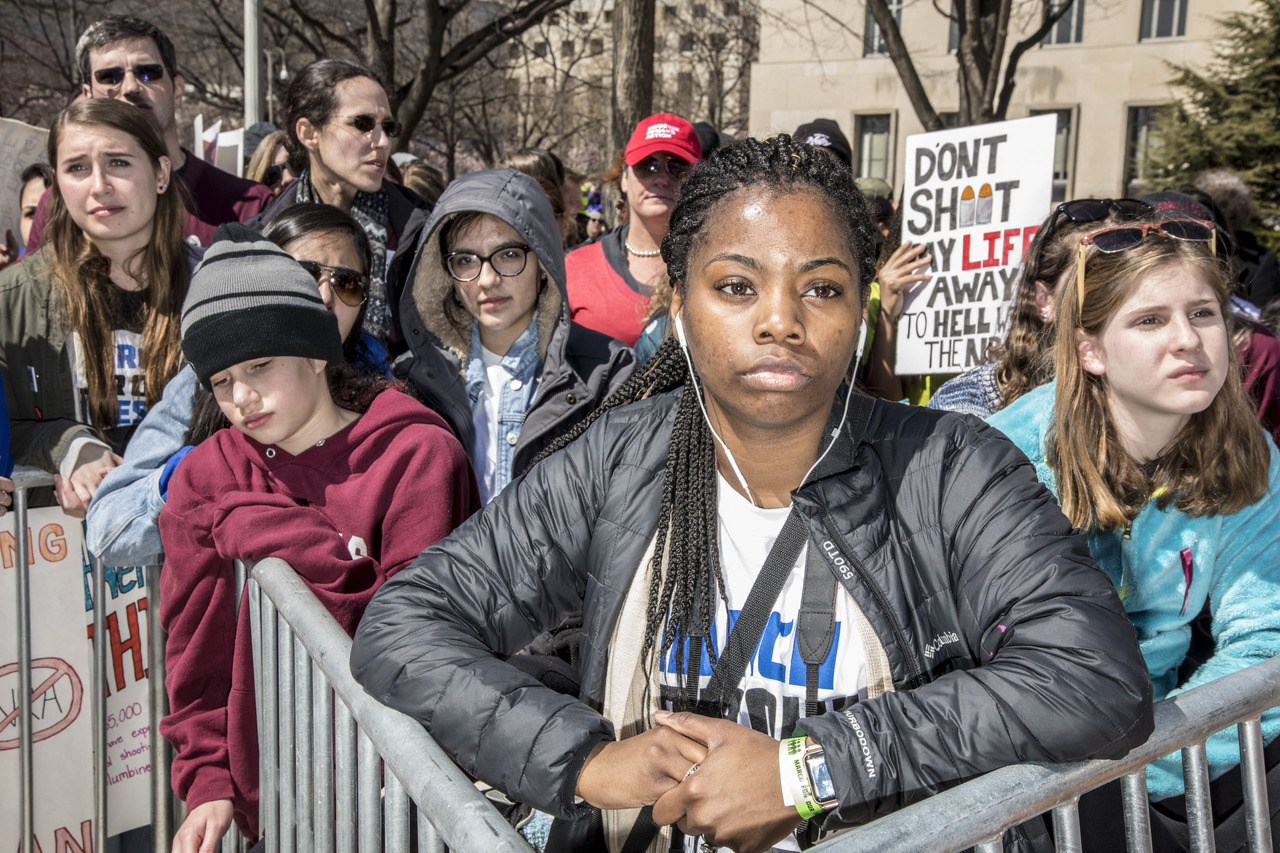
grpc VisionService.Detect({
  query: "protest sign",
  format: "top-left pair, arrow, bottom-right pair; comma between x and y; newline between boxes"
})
0,118 -> 50,254
1,504 -> 156,848
1,508 -> 97,851
895,114 -> 1056,375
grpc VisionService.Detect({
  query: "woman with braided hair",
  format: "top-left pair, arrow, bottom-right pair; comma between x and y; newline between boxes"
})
353,135 -> 1153,853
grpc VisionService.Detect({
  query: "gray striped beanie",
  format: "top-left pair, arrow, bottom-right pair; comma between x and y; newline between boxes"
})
181,223 -> 343,389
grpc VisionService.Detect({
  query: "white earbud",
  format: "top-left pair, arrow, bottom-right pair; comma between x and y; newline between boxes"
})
674,311 -> 687,347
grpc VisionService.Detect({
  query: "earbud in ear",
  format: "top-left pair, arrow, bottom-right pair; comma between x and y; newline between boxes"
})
674,312 -> 687,347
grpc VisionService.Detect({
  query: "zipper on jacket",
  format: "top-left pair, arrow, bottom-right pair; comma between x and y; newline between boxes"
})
818,507 -> 926,688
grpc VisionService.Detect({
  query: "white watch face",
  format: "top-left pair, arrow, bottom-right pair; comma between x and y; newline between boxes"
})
805,752 -> 836,803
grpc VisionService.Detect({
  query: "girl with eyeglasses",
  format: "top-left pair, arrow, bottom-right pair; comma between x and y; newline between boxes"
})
158,231 -> 477,853
87,205 -> 396,566
0,98 -> 190,518
988,218 -> 1280,848
565,113 -> 702,347
248,58 -> 429,348
398,168 -> 636,504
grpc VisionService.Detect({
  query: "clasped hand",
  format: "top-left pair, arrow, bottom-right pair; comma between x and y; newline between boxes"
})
577,710 -> 801,853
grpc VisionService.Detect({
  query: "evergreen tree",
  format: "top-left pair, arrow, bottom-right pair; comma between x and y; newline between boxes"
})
1153,0 -> 1280,239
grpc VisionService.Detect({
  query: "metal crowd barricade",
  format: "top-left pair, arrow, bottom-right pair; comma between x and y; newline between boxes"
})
6,465 -> 174,853
815,653 -> 1280,852
244,556 -> 531,853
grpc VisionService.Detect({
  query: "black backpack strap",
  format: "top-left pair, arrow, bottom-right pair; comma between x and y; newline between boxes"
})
700,508 -> 808,713
797,544 -> 838,717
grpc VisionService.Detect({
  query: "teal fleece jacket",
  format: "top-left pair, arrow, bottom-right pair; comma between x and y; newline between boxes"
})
988,382 -> 1280,802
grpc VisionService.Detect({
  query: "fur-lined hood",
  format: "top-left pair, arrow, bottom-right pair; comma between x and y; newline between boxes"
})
402,168 -> 566,364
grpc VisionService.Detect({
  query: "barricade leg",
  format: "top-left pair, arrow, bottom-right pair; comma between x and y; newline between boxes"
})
1182,742 -> 1215,852
313,662 -> 334,853
1237,718 -> 1274,853
150,559 -> 174,853
417,805 -> 443,853
293,635 -> 313,851
1052,800 -> 1082,853
14,485 -> 34,853
93,556 -> 108,853
335,701 -> 357,853
385,770 -> 411,851
278,614 -> 296,853
1120,770 -> 1154,853
261,585 -> 279,853
358,730 -> 381,851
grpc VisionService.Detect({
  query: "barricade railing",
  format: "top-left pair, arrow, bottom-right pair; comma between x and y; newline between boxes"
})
244,556 -> 531,853
815,654 -> 1280,852
6,465 -> 174,853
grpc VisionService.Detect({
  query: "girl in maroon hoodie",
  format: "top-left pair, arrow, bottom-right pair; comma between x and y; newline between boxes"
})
159,230 -> 478,852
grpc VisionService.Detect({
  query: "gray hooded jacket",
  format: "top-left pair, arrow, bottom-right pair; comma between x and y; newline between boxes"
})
396,168 -> 636,477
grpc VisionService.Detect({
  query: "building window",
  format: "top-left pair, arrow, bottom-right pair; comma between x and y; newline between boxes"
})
604,8 -> 613,23
562,38 -> 575,58
1031,108 -> 1074,202
574,11 -> 589,25
856,114 -> 892,180
939,111 -> 960,129
678,71 -> 694,100
1125,106 -> 1163,196
664,4 -> 678,20
948,1 -> 959,54
533,41 -> 548,58
724,0 -> 739,14
1139,0 -> 1187,40
863,0 -> 903,57
589,37 -> 604,54
1042,0 -> 1084,46
693,3 -> 707,18
679,32 -> 695,52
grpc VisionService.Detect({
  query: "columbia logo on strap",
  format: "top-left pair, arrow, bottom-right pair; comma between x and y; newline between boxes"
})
646,123 -> 681,140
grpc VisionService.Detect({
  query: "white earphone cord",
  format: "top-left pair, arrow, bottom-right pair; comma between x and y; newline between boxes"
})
672,315 -> 867,506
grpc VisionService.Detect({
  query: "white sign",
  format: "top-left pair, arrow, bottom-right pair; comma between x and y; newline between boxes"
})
895,114 -> 1056,375
1,508 -> 155,848
0,118 -> 50,252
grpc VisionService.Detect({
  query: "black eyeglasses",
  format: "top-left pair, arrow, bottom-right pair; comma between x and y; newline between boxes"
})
445,246 -> 530,282
1041,198 -> 1153,245
631,157 -> 691,181
263,164 -> 293,189
298,261 -> 368,307
92,64 -> 166,86
334,115 -> 403,139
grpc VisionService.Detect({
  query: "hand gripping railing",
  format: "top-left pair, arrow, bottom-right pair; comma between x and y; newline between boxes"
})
244,556 -> 531,853
6,465 -> 173,853
814,653 -> 1280,852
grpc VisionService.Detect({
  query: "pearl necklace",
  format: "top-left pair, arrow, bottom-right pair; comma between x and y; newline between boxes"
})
625,240 -> 662,258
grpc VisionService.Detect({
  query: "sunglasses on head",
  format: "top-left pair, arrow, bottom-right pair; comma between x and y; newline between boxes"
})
298,261 -> 369,307
1075,218 -> 1216,314
335,114 -> 403,139
631,157 -> 691,180
92,64 -> 166,86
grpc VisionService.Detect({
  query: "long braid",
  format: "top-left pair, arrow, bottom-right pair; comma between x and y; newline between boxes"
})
533,134 -> 880,713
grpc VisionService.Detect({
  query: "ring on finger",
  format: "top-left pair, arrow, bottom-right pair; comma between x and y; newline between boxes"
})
683,762 -> 699,781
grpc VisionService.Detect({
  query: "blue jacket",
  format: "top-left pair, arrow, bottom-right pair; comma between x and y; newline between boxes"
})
988,382 -> 1280,801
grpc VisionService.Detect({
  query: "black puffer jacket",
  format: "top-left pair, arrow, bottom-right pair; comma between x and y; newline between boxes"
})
394,168 -> 635,477
351,391 -> 1153,837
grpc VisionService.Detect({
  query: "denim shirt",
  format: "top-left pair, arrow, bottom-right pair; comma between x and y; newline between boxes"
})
465,322 -> 541,503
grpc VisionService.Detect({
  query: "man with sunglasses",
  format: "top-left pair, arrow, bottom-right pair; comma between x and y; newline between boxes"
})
25,16 -> 273,253
565,113 -> 701,346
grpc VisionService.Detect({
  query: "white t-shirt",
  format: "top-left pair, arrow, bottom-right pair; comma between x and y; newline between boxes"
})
659,475 -> 870,852
471,345 -> 508,504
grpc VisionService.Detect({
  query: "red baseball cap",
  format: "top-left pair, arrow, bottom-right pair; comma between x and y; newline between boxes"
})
624,113 -> 702,166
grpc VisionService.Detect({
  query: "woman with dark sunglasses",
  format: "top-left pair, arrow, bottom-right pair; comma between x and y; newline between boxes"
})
86,205 -> 394,566
928,197 -> 1153,417
398,168 -> 636,503
247,59 -> 429,349
565,113 -> 702,347
988,220 -> 1280,849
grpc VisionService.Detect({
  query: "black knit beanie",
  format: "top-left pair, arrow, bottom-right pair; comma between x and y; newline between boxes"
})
181,223 -> 343,389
